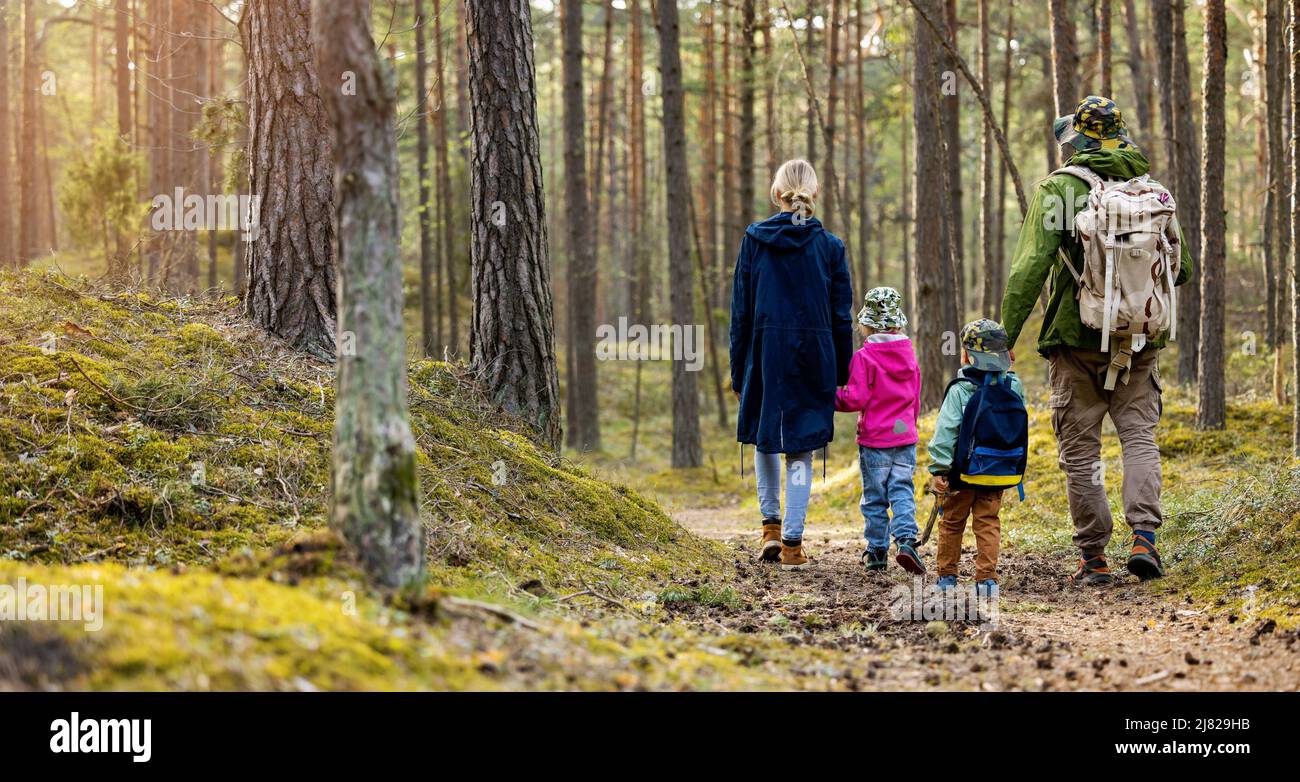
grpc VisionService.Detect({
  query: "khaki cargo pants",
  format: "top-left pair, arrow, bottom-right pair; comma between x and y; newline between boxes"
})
1048,346 -> 1164,556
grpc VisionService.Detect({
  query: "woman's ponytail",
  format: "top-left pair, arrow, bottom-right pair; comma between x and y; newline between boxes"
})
770,159 -> 819,218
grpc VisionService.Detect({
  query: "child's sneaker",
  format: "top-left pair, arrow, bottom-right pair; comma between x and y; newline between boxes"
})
936,575 -> 958,591
1126,533 -> 1165,581
860,547 -> 888,572
780,541 -> 810,571
759,519 -> 782,562
976,579 -> 999,598
894,539 -> 926,575
1070,554 -> 1115,586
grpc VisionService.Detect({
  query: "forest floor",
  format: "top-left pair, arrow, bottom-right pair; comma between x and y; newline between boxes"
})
665,504 -> 1299,691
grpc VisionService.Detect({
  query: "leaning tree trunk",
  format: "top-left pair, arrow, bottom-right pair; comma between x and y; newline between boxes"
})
560,0 -> 601,452
1196,0 -> 1226,431
241,0 -> 337,360
464,0 -> 562,450
656,0 -> 702,468
312,0 -> 425,589
913,0 -> 954,410
1172,0 -> 1202,384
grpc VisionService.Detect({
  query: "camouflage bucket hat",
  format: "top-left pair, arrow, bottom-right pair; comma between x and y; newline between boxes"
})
858,286 -> 908,331
1054,95 -> 1138,152
961,318 -> 1012,372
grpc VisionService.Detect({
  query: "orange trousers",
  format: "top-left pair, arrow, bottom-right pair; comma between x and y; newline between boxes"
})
935,488 -> 1003,583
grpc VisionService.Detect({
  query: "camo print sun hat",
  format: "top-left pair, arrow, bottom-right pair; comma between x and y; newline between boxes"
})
1054,95 -> 1139,152
961,318 -> 1012,372
858,286 -> 908,331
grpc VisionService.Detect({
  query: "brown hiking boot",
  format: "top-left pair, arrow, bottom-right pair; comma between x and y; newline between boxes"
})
1069,554 -> 1116,586
780,542 -> 810,571
759,521 -> 782,562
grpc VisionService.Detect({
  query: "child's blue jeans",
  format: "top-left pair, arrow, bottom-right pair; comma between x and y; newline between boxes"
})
858,444 -> 918,550
755,450 -> 814,542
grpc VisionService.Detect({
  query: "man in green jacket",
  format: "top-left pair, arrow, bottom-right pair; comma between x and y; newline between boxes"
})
1000,96 -> 1193,586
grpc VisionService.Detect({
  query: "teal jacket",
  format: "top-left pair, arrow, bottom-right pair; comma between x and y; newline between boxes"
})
1000,148 -> 1194,355
927,368 -> 1025,475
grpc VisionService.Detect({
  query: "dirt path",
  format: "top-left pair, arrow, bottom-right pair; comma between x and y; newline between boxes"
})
669,505 -> 1299,691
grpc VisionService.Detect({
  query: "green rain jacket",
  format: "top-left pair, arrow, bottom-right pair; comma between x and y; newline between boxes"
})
1000,148 -> 1195,355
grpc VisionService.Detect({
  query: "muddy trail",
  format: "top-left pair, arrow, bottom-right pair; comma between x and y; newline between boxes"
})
668,506 -> 1300,691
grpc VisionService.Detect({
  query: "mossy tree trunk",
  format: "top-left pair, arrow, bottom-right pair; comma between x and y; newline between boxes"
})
463,0 -> 562,450
312,0 -> 425,589
241,0 -> 337,360
657,0 -> 702,468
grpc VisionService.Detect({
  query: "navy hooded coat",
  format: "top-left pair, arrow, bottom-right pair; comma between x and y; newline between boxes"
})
729,213 -> 855,454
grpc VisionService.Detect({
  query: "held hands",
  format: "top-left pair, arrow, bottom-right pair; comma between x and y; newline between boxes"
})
929,475 -> 949,495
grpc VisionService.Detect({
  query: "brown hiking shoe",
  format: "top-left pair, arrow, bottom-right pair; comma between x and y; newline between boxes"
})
780,542 -> 810,571
1069,554 -> 1116,586
759,521 -> 782,562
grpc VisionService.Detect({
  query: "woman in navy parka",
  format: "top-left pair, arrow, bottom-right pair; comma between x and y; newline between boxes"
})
730,159 -> 855,570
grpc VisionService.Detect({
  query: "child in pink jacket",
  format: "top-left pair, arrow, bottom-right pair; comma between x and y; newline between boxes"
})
835,287 -> 924,575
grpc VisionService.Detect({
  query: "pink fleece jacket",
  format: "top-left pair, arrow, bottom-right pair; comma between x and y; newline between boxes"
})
834,336 -> 922,448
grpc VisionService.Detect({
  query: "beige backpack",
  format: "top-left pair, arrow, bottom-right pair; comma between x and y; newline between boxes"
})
1054,165 -> 1182,389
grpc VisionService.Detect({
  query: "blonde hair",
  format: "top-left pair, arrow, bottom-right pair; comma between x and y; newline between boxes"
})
770,159 -> 818,218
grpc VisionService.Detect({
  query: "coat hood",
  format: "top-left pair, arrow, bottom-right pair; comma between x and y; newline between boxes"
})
863,338 -> 918,381
1066,148 -> 1150,179
745,212 -> 824,250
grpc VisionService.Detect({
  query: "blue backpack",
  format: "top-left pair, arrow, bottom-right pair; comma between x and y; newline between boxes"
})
945,368 -> 1029,499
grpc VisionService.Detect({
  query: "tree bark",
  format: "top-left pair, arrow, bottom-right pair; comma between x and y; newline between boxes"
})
240,0 -> 337,360
433,5 -> 452,353
312,0 -> 424,589
1266,0 -> 1285,353
1048,0 -> 1078,139
1172,0 -> 1202,384
1096,0 -> 1112,96
414,0 -> 434,356
1292,0 -> 1300,455
699,2 -> 718,316
656,0 -> 702,468
0,0 -> 12,267
1152,0 -> 1176,181
1121,0 -> 1152,135
1196,0 -> 1226,430
560,0 -> 600,452
18,0 -> 37,265
992,0 -> 1015,320
824,0 -> 841,228
465,0 -> 562,450
913,0 -> 957,410
738,0 -> 757,233
978,0 -> 996,316
941,0 -> 963,314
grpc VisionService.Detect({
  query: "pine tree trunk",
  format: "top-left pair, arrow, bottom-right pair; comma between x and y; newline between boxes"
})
913,0 -> 952,410
1172,0 -> 1202,383
825,0 -> 841,228
1196,0 -> 1226,430
1266,0 -> 1286,353
628,0 -> 648,460
1121,0 -> 1152,134
465,0 -> 562,451
854,0 -> 870,291
240,0 -> 337,359
1048,0 -> 1078,131
992,0 -> 1015,320
1153,0 -> 1176,181
1096,0 -> 1112,96
17,0 -> 36,265
312,0 -> 424,589
165,0 -> 199,293
738,0 -> 756,232
414,0 -> 434,356
433,6 -> 451,352
763,11 -> 778,177
721,3 -> 737,309
941,0 -> 963,313
978,0 -> 995,316
1292,0 -> 1300,455
560,0 -> 601,452
699,2 -> 718,317
0,0 -> 12,267
656,0 -> 702,468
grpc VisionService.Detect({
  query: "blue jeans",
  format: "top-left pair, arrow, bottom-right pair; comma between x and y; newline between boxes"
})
755,450 -> 814,542
858,444 -> 918,550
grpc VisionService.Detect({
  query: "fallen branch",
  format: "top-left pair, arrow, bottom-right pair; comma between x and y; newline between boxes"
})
440,596 -> 543,631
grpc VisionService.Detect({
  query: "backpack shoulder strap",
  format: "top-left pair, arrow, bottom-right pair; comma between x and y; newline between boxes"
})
1051,165 -> 1106,193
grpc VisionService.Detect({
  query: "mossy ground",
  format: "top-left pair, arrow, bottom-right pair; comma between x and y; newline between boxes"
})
2,271 -> 1297,690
